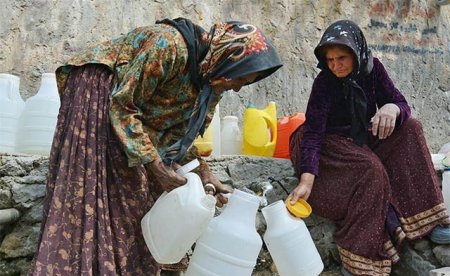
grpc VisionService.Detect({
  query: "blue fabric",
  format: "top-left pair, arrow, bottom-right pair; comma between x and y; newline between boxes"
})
429,225 -> 450,244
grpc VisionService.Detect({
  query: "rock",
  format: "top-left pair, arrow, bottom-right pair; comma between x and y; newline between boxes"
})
433,245 -> 450,266
392,244 -> 436,276
0,224 -> 41,258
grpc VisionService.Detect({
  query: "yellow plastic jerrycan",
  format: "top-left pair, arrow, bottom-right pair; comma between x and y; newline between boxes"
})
193,124 -> 213,156
242,101 -> 277,157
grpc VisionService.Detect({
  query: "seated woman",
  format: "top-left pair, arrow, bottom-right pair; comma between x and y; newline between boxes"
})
289,19 -> 450,276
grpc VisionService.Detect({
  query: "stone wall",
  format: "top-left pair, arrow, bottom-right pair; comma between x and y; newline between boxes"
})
1,0 -> 450,151
1,153 -> 449,276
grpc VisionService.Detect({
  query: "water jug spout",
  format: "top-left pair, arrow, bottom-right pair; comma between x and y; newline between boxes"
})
250,181 -> 274,207
261,183 -> 273,207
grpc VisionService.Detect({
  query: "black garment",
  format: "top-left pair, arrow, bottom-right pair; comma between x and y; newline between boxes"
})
314,20 -> 374,145
156,18 -> 213,164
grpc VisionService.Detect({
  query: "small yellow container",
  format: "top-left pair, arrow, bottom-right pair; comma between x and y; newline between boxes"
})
193,125 -> 213,156
242,102 -> 277,157
193,105 -> 220,156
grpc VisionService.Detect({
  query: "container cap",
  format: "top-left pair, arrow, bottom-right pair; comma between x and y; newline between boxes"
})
285,197 -> 312,218
223,115 -> 238,121
176,159 -> 200,176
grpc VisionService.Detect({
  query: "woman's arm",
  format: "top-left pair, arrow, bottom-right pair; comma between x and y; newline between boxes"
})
296,74 -> 332,176
109,33 -> 182,167
371,58 -> 411,139
289,74 -> 331,202
373,58 -> 411,124
290,172 -> 315,203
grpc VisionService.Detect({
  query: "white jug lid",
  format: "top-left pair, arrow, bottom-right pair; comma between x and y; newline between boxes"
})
223,115 -> 238,122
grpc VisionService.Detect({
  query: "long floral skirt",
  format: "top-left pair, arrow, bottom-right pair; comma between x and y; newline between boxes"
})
290,118 -> 450,276
30,64 -> 161,275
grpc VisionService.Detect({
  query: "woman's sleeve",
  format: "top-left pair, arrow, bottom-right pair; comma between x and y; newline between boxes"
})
109,35 -> 181,167
374,58 -> 411,126
296,76 -> 331,176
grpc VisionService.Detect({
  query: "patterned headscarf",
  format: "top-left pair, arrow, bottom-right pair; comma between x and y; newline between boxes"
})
314,20 -> 373,145
156,18 -> 283,164
199,21 -> 283,83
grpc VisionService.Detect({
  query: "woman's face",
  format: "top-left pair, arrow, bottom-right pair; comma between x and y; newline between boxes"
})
211,72 -> 260,94
325,45 -> 355,78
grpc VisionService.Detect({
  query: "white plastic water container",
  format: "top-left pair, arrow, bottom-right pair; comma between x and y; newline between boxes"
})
211,105 -> 221,156
429,266 -> 450,276
16,73 -> 60,156
431,153 -> 446,171
443,169 -> 450,213
220,115 -> 242,155
261,200 -> 324,276
185,189 -> 262,276
141,159 -> 216,264
0,74 -> 24,153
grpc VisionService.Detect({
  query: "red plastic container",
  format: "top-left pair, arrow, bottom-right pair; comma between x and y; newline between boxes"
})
273,112 -> 305,159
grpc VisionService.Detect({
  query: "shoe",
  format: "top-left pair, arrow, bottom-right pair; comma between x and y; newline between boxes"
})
429,226 -> 450,244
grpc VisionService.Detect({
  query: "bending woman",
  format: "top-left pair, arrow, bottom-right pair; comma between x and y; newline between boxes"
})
289,20 -> 449,276
31,18 -> 282,275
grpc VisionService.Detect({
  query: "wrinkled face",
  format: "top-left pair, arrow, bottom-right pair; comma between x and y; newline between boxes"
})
325,45 -> 355,78
211,72 -> 260,94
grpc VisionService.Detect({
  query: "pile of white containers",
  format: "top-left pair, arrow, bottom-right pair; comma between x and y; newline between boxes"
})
220,115 -> 242,155
0,73 -> 60,156
142,158 -> 325,276
0,74 -> 24,153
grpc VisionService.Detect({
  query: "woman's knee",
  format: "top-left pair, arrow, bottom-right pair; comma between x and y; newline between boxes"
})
400,117 -> 423,133
365,156 -> 386,176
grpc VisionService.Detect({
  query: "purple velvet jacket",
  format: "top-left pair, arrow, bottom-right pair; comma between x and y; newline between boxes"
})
298,57 -> 411,176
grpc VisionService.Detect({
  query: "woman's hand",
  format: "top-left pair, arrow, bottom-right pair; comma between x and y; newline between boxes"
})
290,172 -> 315,204
370,103 -> 400,139
145,158 -> 187,192
200,167 -> 232,207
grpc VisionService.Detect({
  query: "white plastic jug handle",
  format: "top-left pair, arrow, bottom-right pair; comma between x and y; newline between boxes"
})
176,159 -> 200,176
